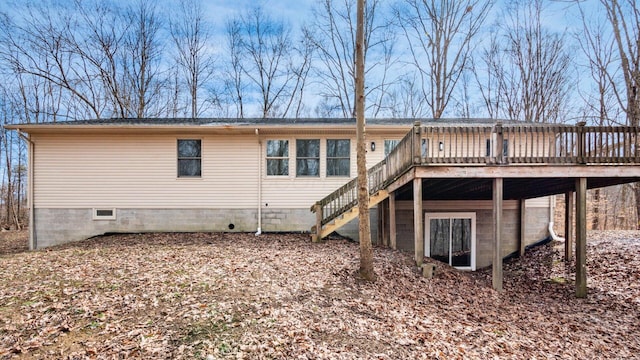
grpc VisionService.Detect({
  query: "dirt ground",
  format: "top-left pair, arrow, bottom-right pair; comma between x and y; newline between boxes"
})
1,230 -> 639,359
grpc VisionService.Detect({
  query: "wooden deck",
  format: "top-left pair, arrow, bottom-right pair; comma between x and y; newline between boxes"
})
312,121 -> 640,298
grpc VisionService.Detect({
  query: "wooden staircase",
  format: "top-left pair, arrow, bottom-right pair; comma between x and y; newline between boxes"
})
310,122 -> 420,241
313,190 -> 388,240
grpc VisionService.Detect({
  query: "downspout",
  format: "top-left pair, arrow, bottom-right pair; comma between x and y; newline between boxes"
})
17,129 -> 35,250
255,128 -> 262,236
548,195 -> 565,241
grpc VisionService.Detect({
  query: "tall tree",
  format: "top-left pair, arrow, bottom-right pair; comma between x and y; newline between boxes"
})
576,3 -> 622,230
0,1 -> 106,119
594,0 -> 640,228
170,0 -> 215,118
122,0 -> 164,118
308,0 -> 395,118
478,0 -> 572,123
599,0 -> 640,127
356,0 -> 375,281
395,0 -> 493,119
224,6 -> 312,118
224,18 -> 246,118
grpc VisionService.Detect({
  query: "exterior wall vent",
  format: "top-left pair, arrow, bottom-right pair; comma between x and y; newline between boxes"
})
92,208 -> 116,220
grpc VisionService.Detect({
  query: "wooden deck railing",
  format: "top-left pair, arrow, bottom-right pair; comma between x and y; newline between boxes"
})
312,123 -> 419,227
312,121 -> 640,231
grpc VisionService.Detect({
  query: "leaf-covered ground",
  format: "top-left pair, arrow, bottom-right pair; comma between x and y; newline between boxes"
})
1,230 -> 639,359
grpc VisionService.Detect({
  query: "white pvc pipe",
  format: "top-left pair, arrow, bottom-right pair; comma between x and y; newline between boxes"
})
548,222 -> 565,241
548,196 -> 564,241
255,128 -> 262,236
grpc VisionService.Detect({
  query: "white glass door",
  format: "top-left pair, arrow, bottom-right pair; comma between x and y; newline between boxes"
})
425,213 -> 476,270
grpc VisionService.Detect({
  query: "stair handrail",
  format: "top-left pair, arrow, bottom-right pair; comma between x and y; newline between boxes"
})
311,122 -> 420,227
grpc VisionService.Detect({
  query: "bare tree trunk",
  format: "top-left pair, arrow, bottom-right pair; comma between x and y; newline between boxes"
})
356,0 -> 375,281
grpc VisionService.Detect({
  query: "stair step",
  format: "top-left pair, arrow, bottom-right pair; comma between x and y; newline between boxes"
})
316,190 -> 389,239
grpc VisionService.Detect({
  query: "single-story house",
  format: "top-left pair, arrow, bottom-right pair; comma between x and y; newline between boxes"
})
11,118 -> 639,297
8,118 -> 557,269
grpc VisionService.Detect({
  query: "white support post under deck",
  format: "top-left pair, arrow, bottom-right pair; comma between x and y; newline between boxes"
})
414,178 -> 424,267
493,178 -> 503,292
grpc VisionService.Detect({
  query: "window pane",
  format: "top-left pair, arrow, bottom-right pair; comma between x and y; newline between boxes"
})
327,159 -> 349,176
267,159 -> 288,176
178,159 -> 201,177
178,140 -> 201,157
451,218 -> 472,267
267,140 -> 288,157
327,139 -> 350,157
296,139 -> 320,157
430,219 -> 450,264
296,159 -> 319,176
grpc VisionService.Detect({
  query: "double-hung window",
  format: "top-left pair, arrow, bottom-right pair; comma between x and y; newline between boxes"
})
177,139 -> 201,177
296,139 -> 320,177
326,139 -> 350,177
266,140 -> 289,176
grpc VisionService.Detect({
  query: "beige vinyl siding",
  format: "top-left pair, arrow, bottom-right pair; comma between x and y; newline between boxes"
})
33,133 -> 259,208
262,135 -> 354,208
33,132 -> 390,210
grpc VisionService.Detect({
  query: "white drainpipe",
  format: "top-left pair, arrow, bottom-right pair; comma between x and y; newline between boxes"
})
255,128 -> 262,236
548,195 -> 565,241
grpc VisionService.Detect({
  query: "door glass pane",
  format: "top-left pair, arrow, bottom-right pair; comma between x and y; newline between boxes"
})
451,218 -> 472,267
429,219 -> 450,264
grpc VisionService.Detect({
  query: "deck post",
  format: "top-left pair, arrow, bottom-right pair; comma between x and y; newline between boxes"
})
519,199 -> 526,257
493,177 -> 503,292
564,191 -> 574,262
378,201 -> 387,246
495,122 -> 504,164
413,178 -> 424,266
389,192 -> 397,250
413,121 -> 422,164
313,202 -> 323,242
576,178 -> 587,298
577,122 -> 587,164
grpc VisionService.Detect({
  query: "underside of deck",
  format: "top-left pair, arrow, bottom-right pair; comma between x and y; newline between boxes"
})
391,165 -> 640,201
312,121 -> 640,298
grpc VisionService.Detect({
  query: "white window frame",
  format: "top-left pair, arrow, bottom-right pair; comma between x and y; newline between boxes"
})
425,212 -> 476,271
296,139 -> 320,177
265,139 -> 290,176
326,139 -> 350,177
177,139 -> 202,178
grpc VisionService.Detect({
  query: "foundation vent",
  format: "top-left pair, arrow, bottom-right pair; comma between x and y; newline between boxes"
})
93,208 -> 116,220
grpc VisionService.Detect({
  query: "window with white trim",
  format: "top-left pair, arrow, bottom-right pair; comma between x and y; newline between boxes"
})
425,213 -> 476,270
296,139 -> 320,177
266,140 -> 289,176
177,139 -> 201,177
326,139 -> 350,177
